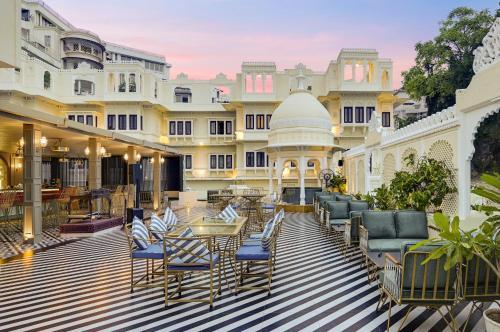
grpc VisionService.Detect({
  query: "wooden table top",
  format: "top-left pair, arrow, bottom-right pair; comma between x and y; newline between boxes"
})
171,216 -> 248,237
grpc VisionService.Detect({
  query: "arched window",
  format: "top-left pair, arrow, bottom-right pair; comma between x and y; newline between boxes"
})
174,87 -> 192,103
43,71 -> 51,89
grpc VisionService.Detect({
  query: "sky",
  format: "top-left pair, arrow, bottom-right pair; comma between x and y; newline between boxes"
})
45,0 -> 496,88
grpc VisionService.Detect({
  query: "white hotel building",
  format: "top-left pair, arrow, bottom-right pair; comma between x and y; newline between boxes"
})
0,0 -> 396,199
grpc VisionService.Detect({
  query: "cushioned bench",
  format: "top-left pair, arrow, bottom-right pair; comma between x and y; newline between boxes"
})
359,210 -> 429,254
323,200 -> 369,239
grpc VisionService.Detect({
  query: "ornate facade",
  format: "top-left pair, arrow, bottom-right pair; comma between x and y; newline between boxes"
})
0,0 -> 396,198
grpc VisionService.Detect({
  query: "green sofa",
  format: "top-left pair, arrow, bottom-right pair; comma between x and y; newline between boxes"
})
323,200 -> 369,237
359,210 -> 429,256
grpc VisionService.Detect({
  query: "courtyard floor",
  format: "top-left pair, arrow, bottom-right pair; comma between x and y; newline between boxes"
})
0,208 -> 492,331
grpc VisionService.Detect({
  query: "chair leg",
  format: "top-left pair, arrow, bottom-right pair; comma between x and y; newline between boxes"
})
397,305 -> 415,331
386,299 -> 392,332
267,258 -> 273,296
376,292 -> 388,312
130,259 -> 134,293
164,268 -> 169,307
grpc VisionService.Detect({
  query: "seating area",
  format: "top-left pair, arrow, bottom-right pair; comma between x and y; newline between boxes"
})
124,197 -> 286,309
312,190 -> 500,331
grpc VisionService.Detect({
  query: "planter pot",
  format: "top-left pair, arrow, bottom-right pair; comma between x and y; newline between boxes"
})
484,308 -> 500,332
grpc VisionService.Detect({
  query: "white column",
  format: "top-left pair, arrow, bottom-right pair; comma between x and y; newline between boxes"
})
299,156 -> 306,205
127,146 -> 138,208
267,160 -> 273,196
23,124 -> 42,243
275,158 -> 283,199
153,152 -> 161,210
88,138 -> 101,190
351,61 -> 355,80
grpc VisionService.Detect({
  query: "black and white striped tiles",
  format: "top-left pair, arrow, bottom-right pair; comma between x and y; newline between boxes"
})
0,209 -> 492,331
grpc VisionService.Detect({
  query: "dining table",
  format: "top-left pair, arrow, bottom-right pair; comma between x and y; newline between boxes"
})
239,193 -> 266,229
170,215 -> 248,290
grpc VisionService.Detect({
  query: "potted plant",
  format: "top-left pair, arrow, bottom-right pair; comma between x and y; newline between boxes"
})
328,174 -> 346,193
411,173 -> 500,331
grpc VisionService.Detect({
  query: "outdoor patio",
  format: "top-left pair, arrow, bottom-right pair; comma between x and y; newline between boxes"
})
0,206 -> 491,331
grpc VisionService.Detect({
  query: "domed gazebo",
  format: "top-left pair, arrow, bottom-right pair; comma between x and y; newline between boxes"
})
265,71 -> 342,205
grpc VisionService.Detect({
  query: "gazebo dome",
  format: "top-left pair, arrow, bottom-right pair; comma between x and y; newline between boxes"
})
268,87 -> 334,148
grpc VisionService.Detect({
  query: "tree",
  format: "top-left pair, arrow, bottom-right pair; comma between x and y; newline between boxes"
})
402,7 -> 495,115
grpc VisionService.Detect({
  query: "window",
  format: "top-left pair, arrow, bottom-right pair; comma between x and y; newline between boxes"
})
226,155 -> 233,169
77,115 -> 84,124
118,115 -> 127,130
256,152 -> 265,167
129,74 -> 136,92
382,112 -> 391,127
44,35 -> 51,48
246,152 -> 255,167
366,107 -> 375,122
266,114 -> 272,129
129,115 -> 137,130
185,121 -> 192,135
225,121 -> 232,135
43,71 -> 50,90
256,114 -> 265,129
169,120 -> 192,136
86,115 -> 93,126
68,115 -> 75,121
169,121 -> 176,135
209,154 -> 232,170
355,107 -> 364,123
245,114 -> 254,129
210,155 -> 217,169
177,121 -> 183,135
218,155 -> 225,169
107,115 -> 116,130
343,107 -> 353,123
74,80 -> 95,95
72,43 -> 79,51
184,155 -> 192,170
119,73 -> 126,92
209,121 -> 216,135
21,9 -> 30,21
140,116 -> 143,130
174,87 -> 192,103
246,152 -> 268,168
307,161 -> 315,167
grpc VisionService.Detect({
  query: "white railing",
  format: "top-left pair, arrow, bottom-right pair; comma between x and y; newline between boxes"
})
381,106 -> 458,146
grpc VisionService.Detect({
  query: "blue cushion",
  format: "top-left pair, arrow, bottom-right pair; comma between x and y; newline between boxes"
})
261,218 -> 276,249
235,245 -> 271,261
362,211 -> 397,239
242,239 -> 261,246
168,253 -> 219,271
329,218 -> 350,226
395,211 -> 428,239
262,204 -> 275,210
131,243 -> 165,259
248,233 -> 263,239
348,200 -> 369,212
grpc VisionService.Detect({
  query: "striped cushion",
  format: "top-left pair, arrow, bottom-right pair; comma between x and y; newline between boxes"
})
261,218 -> 276,249
132,217 -> 149,250
169,227 -> 211,263
150,214 -> 169,240
218,205 -> 238,220
163,207 -> 178,228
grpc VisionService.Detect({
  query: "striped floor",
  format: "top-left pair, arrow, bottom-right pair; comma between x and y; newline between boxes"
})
0,209 -> 493,331
0,226 -> 78,261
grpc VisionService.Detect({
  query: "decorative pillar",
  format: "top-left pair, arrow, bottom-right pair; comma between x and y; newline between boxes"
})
88,138 -> 101,190
299,156 -> 306,205
267,160 -> 273,196
275,158 -> 283,199
126,146 -> 137,208
23,124 -> 42,244
152,152 -> 161,210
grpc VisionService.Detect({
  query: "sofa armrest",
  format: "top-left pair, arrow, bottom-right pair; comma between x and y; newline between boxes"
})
344,220 -> 351,245
359,225 -> 368,254
325,209 -> 330,230
383,253 -> 402,300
